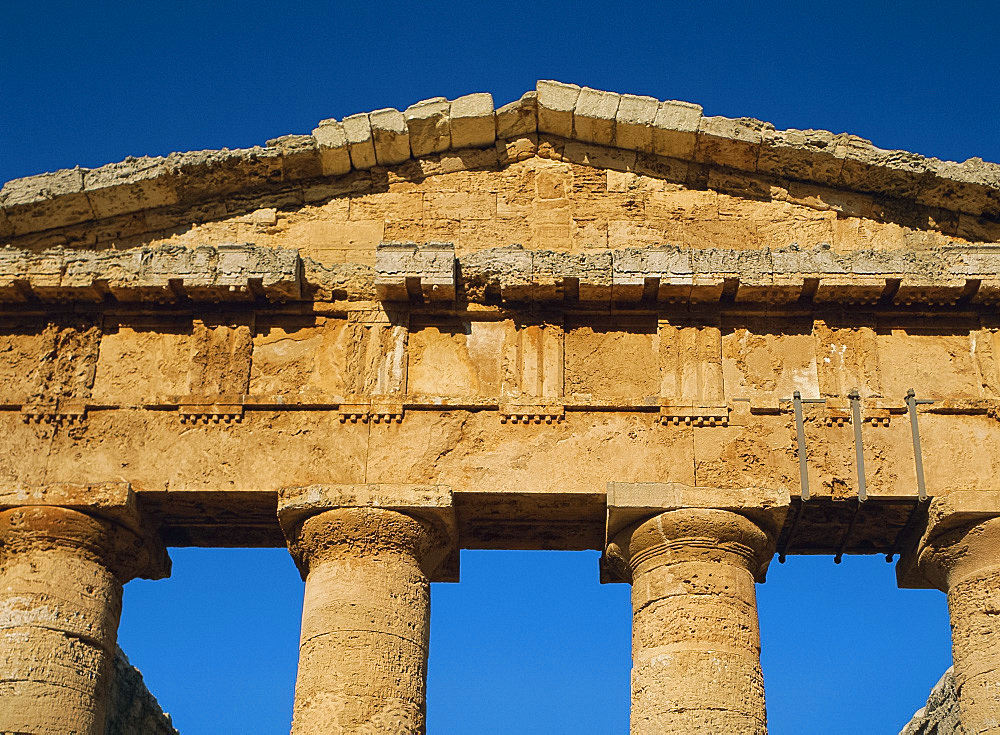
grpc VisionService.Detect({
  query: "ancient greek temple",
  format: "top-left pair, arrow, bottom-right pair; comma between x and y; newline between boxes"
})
1,80 -> 999,734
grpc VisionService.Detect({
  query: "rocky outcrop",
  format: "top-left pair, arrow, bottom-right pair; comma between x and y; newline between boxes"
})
900,668 -> 962,735
106,647 -> 179,735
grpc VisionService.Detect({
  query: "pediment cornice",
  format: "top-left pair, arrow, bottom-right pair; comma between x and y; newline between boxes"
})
2,81 -> 998,242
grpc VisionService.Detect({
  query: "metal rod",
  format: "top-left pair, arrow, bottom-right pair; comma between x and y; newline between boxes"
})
848,389 -> 868,502
793,391 -> 811,501
834,500 -> 863,564
906,388 -> 928,502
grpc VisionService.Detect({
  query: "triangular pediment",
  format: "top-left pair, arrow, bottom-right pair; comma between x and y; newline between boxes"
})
1,81 -> 997,253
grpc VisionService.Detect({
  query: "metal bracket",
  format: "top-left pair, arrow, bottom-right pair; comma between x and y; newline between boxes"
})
848,390 -> 868,503
905,388 -> 932,502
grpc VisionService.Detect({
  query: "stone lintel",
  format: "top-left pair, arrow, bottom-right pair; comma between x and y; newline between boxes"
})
277,483 -> 458,582
0,482 -> 170,579
897,490 -> 1000,589
603,482 -> 790,583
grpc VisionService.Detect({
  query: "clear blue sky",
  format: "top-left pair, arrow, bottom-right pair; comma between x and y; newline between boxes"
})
4,1 -> 997,732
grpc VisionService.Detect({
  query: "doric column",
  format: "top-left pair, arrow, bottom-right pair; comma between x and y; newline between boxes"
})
0,485 -> 169,735
604,483 -> 787,735
902,492 -> 1000,735
279,485 -> 457,735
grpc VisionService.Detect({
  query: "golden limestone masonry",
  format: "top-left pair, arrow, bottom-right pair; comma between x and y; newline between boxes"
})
2,80 -> 1000,733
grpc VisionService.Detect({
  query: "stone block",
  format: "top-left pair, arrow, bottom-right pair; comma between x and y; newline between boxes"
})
758,127 -> 842,183
0,168 -> 95,234
615,93 -> 660,152
368,108 -> 410,166
450,92 -> 495,149
0,209 -> 12,240
652,99 -> 702,159
573,87 -> 620,146
536,80 -> 580,138
531,249 -> 612,302
461,245 -> 533,301
167,147 -> 283,203
696,115 -> 766,171
83,156 -> 179,219
495,91 -> 538,139
341,113 -> 377,170
266,134 -> 322,181
834,136 -> 929,200
375,241 -> 456,301
311,119 -> 352,176
405,97 -> 451,157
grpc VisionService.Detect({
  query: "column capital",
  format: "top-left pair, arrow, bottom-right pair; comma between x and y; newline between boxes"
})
277,484 -> 458,582
897,491 -> 1000,590
0,482 -> 169,581
602,483 -> 789,583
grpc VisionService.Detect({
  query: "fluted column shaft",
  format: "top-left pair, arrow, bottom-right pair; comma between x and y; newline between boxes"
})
608,508 -> 775,735
0,506 -> 150,735
920,516 -> 1000,734
287,507 -> 444,734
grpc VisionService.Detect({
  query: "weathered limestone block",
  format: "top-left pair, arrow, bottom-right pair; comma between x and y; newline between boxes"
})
83,156 -> 179,219
903,492 -> 1000,735
758,127 -> 842,183
461,245 -> 533,301
834,135 -> 930,201
495,91 -> 538,139
0,167 -> 95,234
311,119 -> 352,176
369,108 -> 411,166
341,113 -> 377,170
375,241 -> 456,301
405,97 -> 451,157
450,92 -> 495,149
574,87 -> 620,146
278,485 -> 456,735
605,484 -> 787,735
166,146 -> 283,204
536,79 -> 580,138
0,208 -> 13,239
0,485 -> 168,735
615,94 -> 660,153
265,134 -> 323,181
696,115 -> 768,171
920,157 -> 1000,218
652,99 -> 703,159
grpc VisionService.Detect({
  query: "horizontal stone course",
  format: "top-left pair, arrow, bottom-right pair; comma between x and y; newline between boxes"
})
2,81 -> 999,241
0,243 -> 301,302
4,242 -> 1000,307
